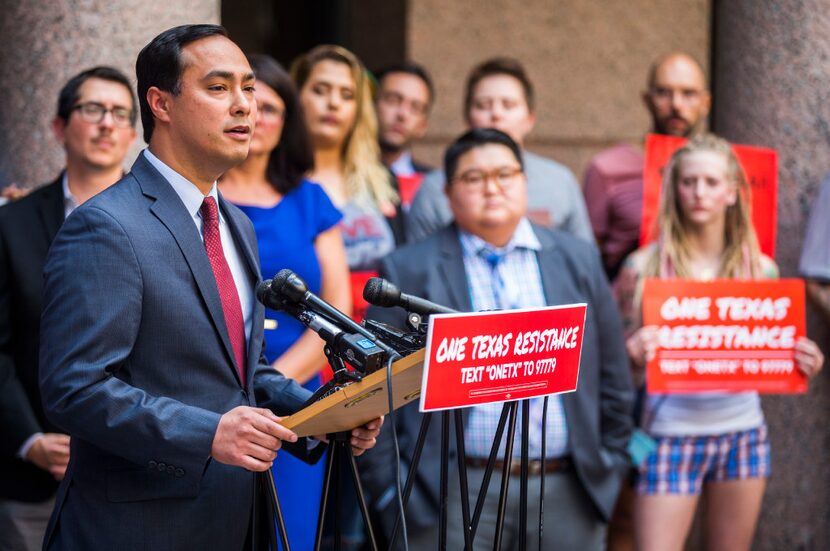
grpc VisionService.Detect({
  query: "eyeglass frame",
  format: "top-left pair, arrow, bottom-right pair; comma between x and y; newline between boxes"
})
71,101 -> 135,127
451,165 -> 524,190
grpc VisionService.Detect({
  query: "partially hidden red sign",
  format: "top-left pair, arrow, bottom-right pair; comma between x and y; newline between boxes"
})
641,133 -> 778,257
419,305 -> 586,412
643,279 -> 806,394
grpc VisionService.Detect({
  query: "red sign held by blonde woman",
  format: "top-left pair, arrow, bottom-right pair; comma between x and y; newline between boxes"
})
642,278 -> 807,393
641,134 -> 778,257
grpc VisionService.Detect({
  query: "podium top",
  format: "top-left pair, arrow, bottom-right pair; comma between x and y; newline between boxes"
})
280,349 -> 425,437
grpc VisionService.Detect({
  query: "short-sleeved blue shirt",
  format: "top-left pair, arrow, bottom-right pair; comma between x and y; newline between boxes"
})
235,179 -> 342,386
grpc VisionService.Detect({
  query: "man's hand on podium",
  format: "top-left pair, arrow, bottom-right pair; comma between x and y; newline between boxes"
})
314,416 -> 384,456
211,406 -> 298,471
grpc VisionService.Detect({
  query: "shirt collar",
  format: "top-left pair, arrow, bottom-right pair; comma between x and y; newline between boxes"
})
389,150 -> 416,177
459,217 -> 541,257
61,172 -> 79,215
143,148 -> 221,222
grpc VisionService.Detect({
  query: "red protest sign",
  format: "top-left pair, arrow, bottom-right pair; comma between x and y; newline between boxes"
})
642,279 -> 806,394
419,305 -> 586,412
640,134 -> 778,257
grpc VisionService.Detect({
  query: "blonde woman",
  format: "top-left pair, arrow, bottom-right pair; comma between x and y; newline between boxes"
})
616,134 -> 823,551
291,45 -> 403,321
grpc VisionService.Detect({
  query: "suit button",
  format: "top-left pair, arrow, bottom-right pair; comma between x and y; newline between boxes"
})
148,460 -> 157,470
157,462 -> 166,472
166,465 -> 175,475
175,468 -> 185,478
241,390 -> 248,400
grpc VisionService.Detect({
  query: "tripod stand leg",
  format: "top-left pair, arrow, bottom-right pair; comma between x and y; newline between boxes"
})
314,446 -> 336,551
389,412 -> 433,547
539,397 -> 549,551
347,447 -> 379,551
470,403 -> 511,541
265,469 -> 292,551
492,402 -> 518,551
333,446 -> 342,551
518,399 -> 530,551
454,410 -> 472,550
439,411 -> 450,551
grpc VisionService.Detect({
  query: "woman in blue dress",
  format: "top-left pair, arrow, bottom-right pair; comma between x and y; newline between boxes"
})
219,54 -> 351,551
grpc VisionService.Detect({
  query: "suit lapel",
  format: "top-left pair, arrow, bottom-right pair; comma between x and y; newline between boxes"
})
534,226 -> 579,420
132,155 -> 242,386
431,226 -> 473,312
535,228 -> 570,308
38,176 -> 66,244
219,195 -> 259,286
218,195 -> 262,381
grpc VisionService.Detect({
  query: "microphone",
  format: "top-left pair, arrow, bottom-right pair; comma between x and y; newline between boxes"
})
257,270 -> 402,360
363,277 -> 457,316
270,269 -> 376,340
256,278 -> 385,373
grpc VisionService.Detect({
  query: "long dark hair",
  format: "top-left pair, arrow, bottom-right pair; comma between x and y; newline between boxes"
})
248,53 -> 314,195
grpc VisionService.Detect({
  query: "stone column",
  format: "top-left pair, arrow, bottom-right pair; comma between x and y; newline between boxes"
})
0,0 -> 220,189
713,2 -> 830,549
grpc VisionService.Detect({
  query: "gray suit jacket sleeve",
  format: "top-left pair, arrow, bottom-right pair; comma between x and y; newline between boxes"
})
586,246 -> 633,464
40,206 -> 220,490
553,167 -> 594,244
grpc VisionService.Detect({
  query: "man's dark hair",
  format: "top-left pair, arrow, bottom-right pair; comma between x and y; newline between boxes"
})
375,61 -> 435,108
57,66 -> 137,125
444,128 -> 524,184
246,53 -> 314,195
136,24 -> 228,143
464,57 -> 535,116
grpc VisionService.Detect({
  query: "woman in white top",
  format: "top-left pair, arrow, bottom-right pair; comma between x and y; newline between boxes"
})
616,133 -> 824,551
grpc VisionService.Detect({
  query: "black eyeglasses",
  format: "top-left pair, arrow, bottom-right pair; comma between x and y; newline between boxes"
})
72,102 -> 134,127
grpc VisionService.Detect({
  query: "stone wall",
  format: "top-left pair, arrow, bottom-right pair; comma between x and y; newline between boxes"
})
0,0 -> 220,187
408,0 -> 711,180
714,2 -> 830,549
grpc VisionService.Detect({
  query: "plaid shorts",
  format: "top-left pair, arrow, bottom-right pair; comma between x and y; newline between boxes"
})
635,425 -> 770,495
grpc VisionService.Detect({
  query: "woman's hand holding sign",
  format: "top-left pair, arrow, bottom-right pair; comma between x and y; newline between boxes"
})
794,336 -> 824,379
625,325 -> 659,385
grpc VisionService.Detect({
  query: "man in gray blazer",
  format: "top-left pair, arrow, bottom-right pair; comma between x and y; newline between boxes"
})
361,128 -> 632,550
406,58 -> 593,244
39,25 -> 381,550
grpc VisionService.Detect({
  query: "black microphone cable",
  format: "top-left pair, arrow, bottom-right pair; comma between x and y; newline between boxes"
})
383,352 -> 408,551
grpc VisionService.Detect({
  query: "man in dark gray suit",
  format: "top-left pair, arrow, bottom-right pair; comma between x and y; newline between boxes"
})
39,25 -> 381,550
361,128 -> 632,550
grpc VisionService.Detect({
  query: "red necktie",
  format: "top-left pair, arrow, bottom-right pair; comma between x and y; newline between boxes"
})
200,196 -> 247,386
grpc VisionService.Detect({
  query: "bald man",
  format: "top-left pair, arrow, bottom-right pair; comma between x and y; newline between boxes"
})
582,53 -> 710,281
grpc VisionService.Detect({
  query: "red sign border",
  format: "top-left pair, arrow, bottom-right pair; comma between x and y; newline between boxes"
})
419,304 -> 587,413
642,278 -> 807,394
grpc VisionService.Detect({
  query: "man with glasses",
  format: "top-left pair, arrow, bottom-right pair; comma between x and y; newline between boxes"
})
362,128 -> 633,550
0,66 -> 136,551
583,52 -> 710,281
374,62 -> 434,209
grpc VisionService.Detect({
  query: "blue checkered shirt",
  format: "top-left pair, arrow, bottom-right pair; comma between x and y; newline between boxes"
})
459,218 -> 569,459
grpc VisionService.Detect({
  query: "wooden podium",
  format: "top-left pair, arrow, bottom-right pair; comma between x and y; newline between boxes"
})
281,349 -> 425,437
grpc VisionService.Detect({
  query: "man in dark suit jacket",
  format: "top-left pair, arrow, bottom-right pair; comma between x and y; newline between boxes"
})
375,62 -> 434,209
38,25 -> 381,550
360,128 -> 633,550
0,66 -> 137,551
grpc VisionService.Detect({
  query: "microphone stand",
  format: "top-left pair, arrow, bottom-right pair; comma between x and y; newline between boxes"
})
379,312 -> 533,551
312,344 -> 379,551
